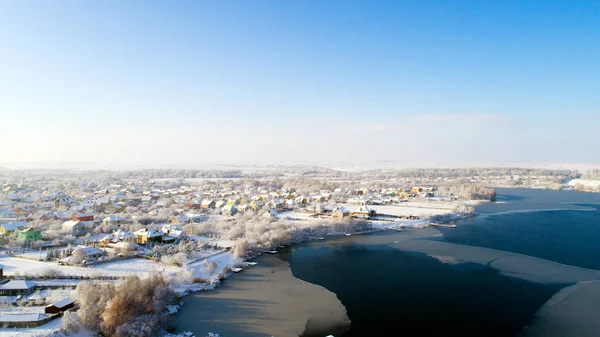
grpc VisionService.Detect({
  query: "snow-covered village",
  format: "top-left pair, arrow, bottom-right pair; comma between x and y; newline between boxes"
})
0,167 -> 497,336
4,1 -> 600,336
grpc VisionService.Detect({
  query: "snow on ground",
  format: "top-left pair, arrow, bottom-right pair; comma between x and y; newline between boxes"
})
30,280 -> 81,287
0,316 -> 62,337
188,236 -> 235,249
0,256 -> 180,278
0,251 -> 240,281
370,219 -> 431,229
568,179 -> 600,189
341,203 -> 454,217
12,252 -> 46,261
186,251 -> 242,280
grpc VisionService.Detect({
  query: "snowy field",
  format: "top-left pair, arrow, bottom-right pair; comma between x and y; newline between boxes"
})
12,252 -> 46,261
0,251 -> 241,281
340,203 -> 454,217
568,179 -> 600,189
0,256 -> 177,278
187,251 -> 243,280
188,236 -> 235,248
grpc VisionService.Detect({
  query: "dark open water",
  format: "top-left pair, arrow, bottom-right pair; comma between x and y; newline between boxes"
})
280,188 -> 600,337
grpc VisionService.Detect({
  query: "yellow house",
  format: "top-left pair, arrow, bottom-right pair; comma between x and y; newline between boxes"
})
250,200 -> 264,211
0,222 -> 26,236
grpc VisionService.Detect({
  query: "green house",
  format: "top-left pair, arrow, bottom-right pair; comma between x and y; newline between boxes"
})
18,227 -> 41,241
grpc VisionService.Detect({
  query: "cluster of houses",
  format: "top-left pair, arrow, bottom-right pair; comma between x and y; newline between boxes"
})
0,180 -> 443,247
0,267 -> 75,328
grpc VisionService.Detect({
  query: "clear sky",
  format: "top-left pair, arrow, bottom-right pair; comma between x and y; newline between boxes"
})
1,0 -> 599,168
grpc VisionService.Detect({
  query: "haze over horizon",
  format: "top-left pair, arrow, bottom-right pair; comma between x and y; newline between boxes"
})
2,1 -> 599,167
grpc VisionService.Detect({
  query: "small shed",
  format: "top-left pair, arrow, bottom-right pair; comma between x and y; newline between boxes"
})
45,298 -> 75,314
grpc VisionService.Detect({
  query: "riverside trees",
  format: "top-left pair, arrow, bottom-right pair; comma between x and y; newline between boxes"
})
65,273 -> 175,337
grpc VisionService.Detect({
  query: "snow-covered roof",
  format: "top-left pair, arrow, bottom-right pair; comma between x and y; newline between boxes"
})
134,228 -> 163,238
166,230 -> 185,239
114,229 -> 135,240
55,211 -> 72,218
62,220 -> 82,229
333,207 -> 349,213
0,280 -> 36,290
48,298 -> 75,309
222,204 -> 237,211
1,221 -> 27,231
0,313 -> 50,322
73,245 -> 102,256
162,224 -> 183,232
75,212 -> 94,217
104,215 -> 124,222
174,215 -> 189,223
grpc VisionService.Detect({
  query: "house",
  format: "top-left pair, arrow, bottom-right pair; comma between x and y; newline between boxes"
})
0,222 -> 27,236
45,298 -> 75,314
102,215 -> 124,226
351,207 -> 377,219
72,245 -> 103,259
38,213 -> 56,221
134,228 -> 164,244
72,212 -> 94,222
101,230 -> 136,245
62,245 -> 104,264
62,220 -> 86,235
187,213 -> 208,223
186,200 -> 202,209
13,206 -> 33,214
215,200 -> 227,209
201,199 -> 216,209
227,198 -> 241,205
18,227 -> 41,241
269,199 -> 284,210
295,196 -> 311,205
263,209 -> 278,219
313,195 -> 326,202
411,186 -> 422,193
332,207 -> 350,219
55,211 -> 72,220
285,199 -> 297,209
0,280 -> 36,296
161,224 -> 186,241
172,215 -> 190,224
7,194 -> 22,202
221,204 -> 238,216
250,200 -> 264,211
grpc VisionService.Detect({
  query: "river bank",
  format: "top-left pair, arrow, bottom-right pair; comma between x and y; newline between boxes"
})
172,254 -> 350,337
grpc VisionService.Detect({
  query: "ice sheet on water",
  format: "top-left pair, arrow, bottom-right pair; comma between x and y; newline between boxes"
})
390,239 -> 599,284
479,207 -> 597,218
389,239 -> 600,337
519,281 -> 600,337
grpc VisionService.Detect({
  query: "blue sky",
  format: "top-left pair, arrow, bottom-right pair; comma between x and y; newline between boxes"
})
1,0 -> 599,168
